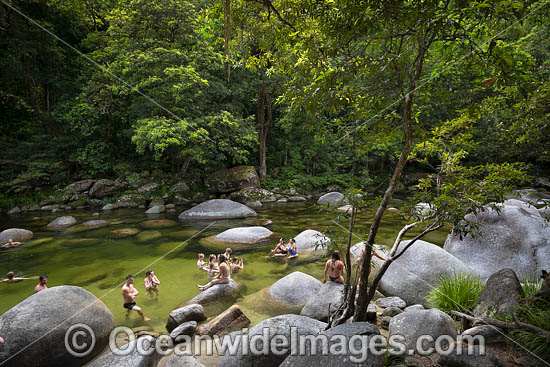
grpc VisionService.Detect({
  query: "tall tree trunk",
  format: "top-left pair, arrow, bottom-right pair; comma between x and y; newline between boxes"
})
353,35 -> 427,322
257,85 -> 272,179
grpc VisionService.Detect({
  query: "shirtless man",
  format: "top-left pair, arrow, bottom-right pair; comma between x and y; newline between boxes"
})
198,254 -> 230,291
270,238 -> 287,257
143,270 -> 160,298
1,239 -> 22,249
230,257 -> 244,274
323,252 -> 345,284
34,275 -> 48,293
0,271 -> 38,283
122,275 -> 150,321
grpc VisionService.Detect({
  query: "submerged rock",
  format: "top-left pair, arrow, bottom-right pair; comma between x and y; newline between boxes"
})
215,226 -> 273,244
136,230 -> 162,243
178,199 -> 256,220
110,228 -> 140,238
140,219 -> 178,229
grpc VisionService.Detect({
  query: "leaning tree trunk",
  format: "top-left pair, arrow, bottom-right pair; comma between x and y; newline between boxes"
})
257,85 -> 272,179
352,35 -> 427,322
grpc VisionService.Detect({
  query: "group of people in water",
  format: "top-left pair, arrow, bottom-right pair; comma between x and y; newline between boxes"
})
0,272 -> 48,293
196,247 -> 244,291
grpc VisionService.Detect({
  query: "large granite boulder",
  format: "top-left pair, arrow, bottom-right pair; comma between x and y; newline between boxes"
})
474,268 -> 524,318
116,194 -> 146,208
444,199 -> 550,280
389,309 -> 457,351
145,205 -> 165,214
86,337 -> 160,367
0,228 -> 34,244
64,179 -> 95,193
371,240 -> 475,306
178,199 -> 256,220
89,179 -> 126,198
205,166 -> 260,194
229,187 -> 277,203
164,354 -> 202,367
218,314 -> 326,367
293,229 -> 331,253
280,322 -> 384,367
169,181 -> 190,194
317,192 -> 346,207
166,304 -> 207,332
198,305 -> 251,336
46,216 -> 77,229
170,321 -> 197,339
437,346 -> 506,367
185,279 -> 239,306
215,226 -> 273,244
0,286 -> 115,367
300,281 -> 345,321
269,272 -> 322,309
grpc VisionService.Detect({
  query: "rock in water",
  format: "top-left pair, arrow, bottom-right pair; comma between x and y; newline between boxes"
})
316,192 -> 346,207
474,268 -> 524,318
269,271 -> 322,309
178,199 -> 257,220
145,205 -> 165,214
218,314 -> 327,367
185,279 -> 240,306
293,229 -> 331,253
46,216 -> 77,229
198,305 -> 251,336
280,322 -> 384,367
86,337 -> 160,367
166,304 -> 207,332
89,178 -> 126,198
444,199 -> 550,281
0,286 -> 115,367
215,226 -> 273,244
389,309 -> 457,351
0,228 -> 34,244
300,281 -> 345,321
205,166 -> 260,193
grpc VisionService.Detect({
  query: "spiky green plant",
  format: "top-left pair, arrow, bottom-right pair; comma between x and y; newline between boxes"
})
507,300 -> 550,361
427,272 -> 484,313
521,277 -> 542,297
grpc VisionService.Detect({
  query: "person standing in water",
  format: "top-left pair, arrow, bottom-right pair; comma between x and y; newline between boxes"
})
224,248 -> 232,263
198,254 -> 230,291
197,253 -> 206,270
122,275 -> 150,321
34,275 -> 48,293
1,239 -> 22,248
323,252 -> 345,284
231,257 -> 244,274
0,271 -> 38,283
143,270 -> 160,298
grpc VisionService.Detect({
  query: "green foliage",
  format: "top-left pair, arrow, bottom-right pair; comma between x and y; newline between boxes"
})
521,277 -> 543,297
508,301 -> 550,361
427,273 -> 485,314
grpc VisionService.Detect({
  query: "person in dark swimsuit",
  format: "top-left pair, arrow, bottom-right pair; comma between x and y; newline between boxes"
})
122,275 -> 150,321
324,252 -> 345,284
270,238 -> 288,256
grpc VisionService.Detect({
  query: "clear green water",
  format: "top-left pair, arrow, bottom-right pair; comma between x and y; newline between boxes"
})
0,201 -> 448,332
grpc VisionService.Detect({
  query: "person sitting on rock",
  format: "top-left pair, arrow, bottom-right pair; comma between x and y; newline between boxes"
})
1,239 -> 22,249
287,239 -> 299,259
324,252 -> 345,284
0,271 -> 38,283
197,253 -> 206,270
224,248 -> 232,263
270,238 -> 288,256
231,257 -> 244,274
198,254 -> 230,291
122,275 -> 150,321
34,274 -> 48,293
144,270 -> 160,298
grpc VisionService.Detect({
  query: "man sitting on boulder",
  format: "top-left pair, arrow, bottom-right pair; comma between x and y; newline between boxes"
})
1,239 -> 22,248
122,275 -> 150,321
0,271 -> 38,283
323,252 -> 345,284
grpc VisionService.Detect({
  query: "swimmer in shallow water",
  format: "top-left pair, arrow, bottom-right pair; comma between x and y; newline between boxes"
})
0,271 -> 38,283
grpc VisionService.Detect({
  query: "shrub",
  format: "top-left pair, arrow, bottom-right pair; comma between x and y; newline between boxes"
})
507,300 -> 550,361
426,272 -> 484,313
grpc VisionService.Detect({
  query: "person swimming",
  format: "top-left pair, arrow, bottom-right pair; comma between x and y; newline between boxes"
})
198,254 -> 230,291
323,252 -> 345,284
287,238 -> 298,259
207,254 -> 219,279
0,271 -> 38,283
1,239 -> 22,249
231,257 -> 244,274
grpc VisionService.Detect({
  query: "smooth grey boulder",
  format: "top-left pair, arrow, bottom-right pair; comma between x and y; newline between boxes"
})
293,229 -> 331,252
444,199 -> 550,281
437,346 -> 505,367
404,304 -> 425,312
87,337 -> 160,367
371,240 -> 475,306
389,309 -> 457,351
461,325 -> 506,345
269,271 -> 322,309
376,296 -> 406,309
0,228 -> 34,243
164,354 -> 203,367
170,321 -> 197,339
218,314 -> 326,367
145,205 -> 165,214
89,178 -> 126,198
46,215 -> 77,229
300,281 -> 345,321
382,306 -> 403,317
185,279 -> 239,306
288,196 -> 307,202
166,304 -> 207,332
82,220 -> 108,227
280,322 -> 383,367
0,286 -> 115,367
64,179 -> 95,193
178,199 -> 256,220
205,166 -> 260,193
215,226 -> 273,244
474,268 -> 524,318
317,191 -> 346,207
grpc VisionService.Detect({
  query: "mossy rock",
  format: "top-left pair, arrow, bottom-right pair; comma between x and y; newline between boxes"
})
67,220 -> 110,233
166,229 -> 199,240
110,228 -> 140,238
60,238 -> 97,247
71,268 -> 108,286
98,278 -> 123,290
198,234 -> 272,252
159,241 -> 189,257
25,237 -> 55,247
136,230 -> 162,243
140,219 -> 178,229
